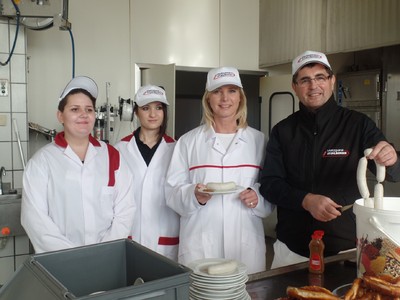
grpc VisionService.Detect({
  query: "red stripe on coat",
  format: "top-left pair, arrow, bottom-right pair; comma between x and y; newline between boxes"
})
106,144 -> 120,187
189,164 -> 261,171
158,237 -> 179,245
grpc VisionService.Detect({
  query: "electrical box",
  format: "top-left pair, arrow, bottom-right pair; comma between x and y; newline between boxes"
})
0,0 -> 70,30
0,79 -> 8,97
0,0 -> 65,18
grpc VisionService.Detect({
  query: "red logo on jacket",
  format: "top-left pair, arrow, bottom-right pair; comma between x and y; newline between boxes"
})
322,149 -> 350,157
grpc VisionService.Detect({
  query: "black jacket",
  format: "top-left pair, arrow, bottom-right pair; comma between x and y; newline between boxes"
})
259,96 -> 400,257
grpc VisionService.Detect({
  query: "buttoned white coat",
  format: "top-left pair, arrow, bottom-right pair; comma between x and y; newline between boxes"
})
21,133 -> 135,253
115,133 -> 180,261
165,125 -> 273,274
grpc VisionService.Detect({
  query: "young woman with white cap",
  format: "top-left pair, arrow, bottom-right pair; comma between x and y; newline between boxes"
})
115,85 -> 179,261
165,67 -> 274,274
21,76 -> 135,253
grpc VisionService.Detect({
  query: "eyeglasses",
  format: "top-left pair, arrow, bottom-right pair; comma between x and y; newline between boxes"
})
296,75 -> 331,87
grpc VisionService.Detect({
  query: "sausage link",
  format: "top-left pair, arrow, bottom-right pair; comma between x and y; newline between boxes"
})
357,157 -> 370,199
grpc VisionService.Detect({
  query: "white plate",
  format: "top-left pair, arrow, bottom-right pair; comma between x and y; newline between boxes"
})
190,286 -> 247,300
198,186 -> 245,195
188,258 -> 247,278
191,274 -> 248,288
191,283 -> 246,295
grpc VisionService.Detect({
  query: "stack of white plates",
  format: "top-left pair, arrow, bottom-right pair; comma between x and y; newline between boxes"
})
188,258 -> 250,300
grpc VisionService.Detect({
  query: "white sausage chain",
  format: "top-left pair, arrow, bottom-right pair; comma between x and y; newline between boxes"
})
356,148 -> 386,209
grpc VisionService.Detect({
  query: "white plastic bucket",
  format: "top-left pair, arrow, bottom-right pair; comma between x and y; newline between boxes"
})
353,197 -> 400,278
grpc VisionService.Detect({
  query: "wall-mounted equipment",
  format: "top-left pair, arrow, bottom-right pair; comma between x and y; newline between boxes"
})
0,0 -> 70,30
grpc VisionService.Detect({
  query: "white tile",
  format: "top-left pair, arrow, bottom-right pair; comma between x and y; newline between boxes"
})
11,113 -> 27,142
0,93 -> 11,112
0,113 -> 12,141
10,54 -> 26,83
12,141 -> 28,170
0,257 -> 14,285
11,83 -> 27,112
9,24 -> 25,55
0,142 -> 12,169
0,54 -> 10,78
12,170 -> 23,189
15,235 -> 30,255
0,23 -> 9,53
0,236 -> 14,257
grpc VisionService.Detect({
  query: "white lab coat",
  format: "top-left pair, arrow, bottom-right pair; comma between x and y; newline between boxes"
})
21,133 -> 135,253
115,133 -> 180,261
165,125 -> 273,274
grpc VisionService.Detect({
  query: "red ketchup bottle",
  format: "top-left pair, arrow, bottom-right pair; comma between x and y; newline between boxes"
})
309,230 -> 325,274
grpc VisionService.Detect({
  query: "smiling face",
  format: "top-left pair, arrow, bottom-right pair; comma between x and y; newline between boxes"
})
292,64 -> 336,111
57,92 -> 96,139
207,84 -> 241,122
136,101 -> 165,131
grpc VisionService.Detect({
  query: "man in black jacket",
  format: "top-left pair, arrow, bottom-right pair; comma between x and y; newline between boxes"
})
259,50 -> 400,268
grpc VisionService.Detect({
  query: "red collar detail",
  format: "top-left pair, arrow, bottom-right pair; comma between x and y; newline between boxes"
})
163,134 -> 175,143
54,132 -> 101,148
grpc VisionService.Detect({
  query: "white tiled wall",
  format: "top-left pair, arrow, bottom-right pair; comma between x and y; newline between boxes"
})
0,19 -> 31,286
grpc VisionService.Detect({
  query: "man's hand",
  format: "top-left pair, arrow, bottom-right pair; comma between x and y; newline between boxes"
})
367,141 -> 398,167
302,193 -> 342,222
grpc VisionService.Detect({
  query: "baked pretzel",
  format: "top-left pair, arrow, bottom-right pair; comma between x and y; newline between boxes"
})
363,275 -> 400,297
344,278 -> 362,300
286,286 -> 341,299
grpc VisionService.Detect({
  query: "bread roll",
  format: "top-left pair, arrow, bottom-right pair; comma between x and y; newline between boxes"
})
206,181 -> 236,191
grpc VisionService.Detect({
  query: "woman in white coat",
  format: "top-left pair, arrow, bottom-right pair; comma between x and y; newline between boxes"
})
21,76 -> 135,253
115,85 -> 179,261
165,67 -> 273,274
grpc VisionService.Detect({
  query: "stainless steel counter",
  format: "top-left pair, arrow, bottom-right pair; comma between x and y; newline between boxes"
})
246,250 -> 357,299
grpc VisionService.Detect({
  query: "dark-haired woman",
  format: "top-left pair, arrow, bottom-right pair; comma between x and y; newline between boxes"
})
116,85 -> 179,261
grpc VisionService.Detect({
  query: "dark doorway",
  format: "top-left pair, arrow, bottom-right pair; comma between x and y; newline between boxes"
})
175,70 -> 264,139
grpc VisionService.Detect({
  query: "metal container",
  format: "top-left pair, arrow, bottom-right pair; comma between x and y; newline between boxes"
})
0,239 -> 191,299
0,194 -> 25,238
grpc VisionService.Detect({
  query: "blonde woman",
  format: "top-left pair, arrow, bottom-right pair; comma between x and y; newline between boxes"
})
165,67 -> 273,273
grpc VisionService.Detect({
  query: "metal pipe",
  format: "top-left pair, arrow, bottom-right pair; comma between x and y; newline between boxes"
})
105,82 -> 111,142
0,166 -> 5,195
13,118 -> 26,169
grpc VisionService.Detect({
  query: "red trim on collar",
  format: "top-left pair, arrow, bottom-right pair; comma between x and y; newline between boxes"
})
89,135 -> 101,147
54,132 -> 68,147
163,134 -> 175,143
121,131 -> 174,143
54,132 -> 101,148
121,133 -> 135,142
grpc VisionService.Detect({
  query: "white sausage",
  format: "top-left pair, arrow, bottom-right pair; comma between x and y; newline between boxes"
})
374,183 -> 384,209
364,148 -> 373,156
206,181 -> 236,191
207,260 -> 238,275
357,156 -> 370,199
375,162 -> 385,183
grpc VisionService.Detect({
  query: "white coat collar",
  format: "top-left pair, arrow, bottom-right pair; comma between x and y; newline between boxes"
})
203,125 -> 248,143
